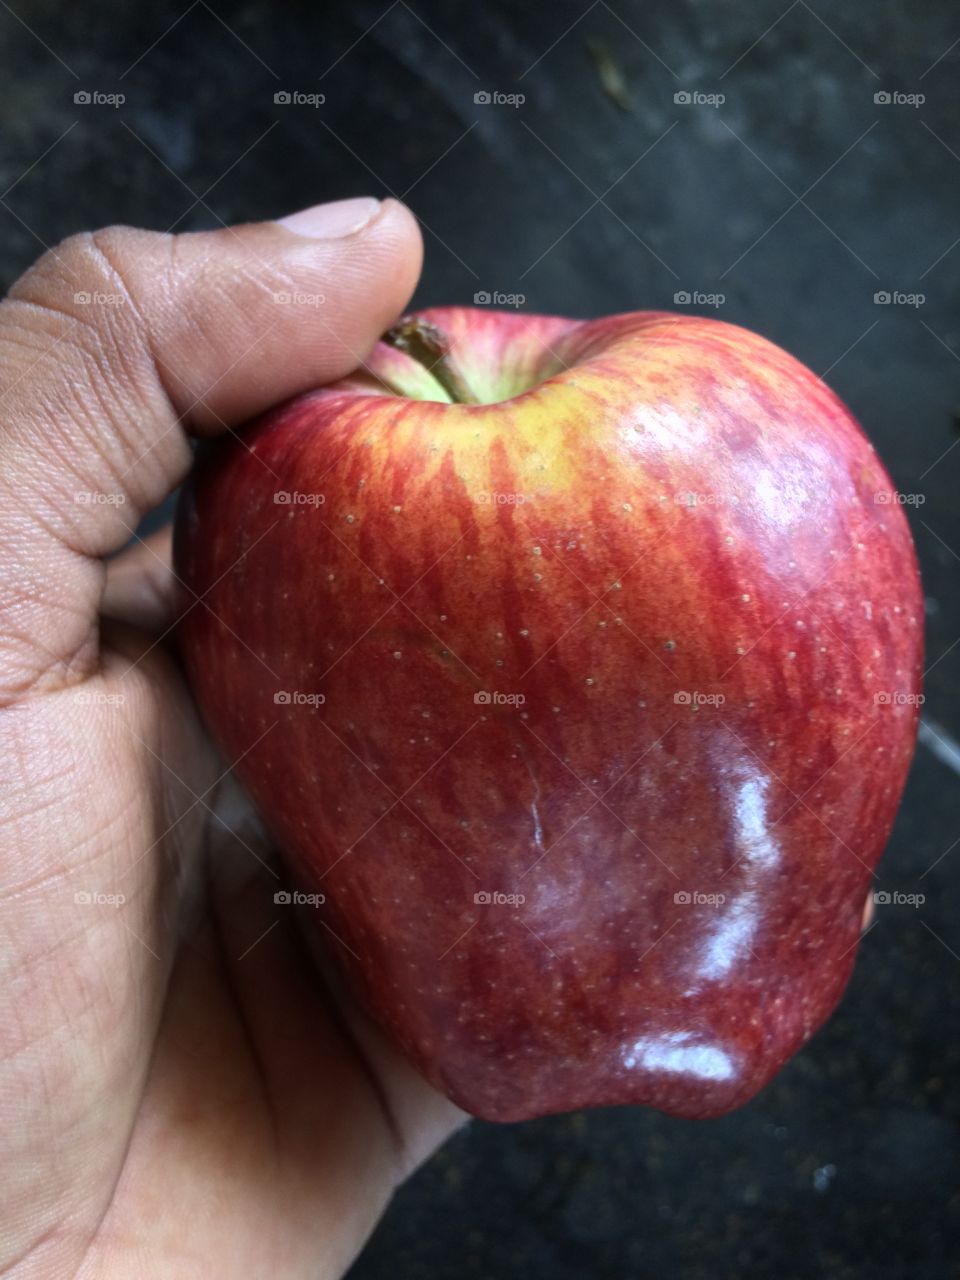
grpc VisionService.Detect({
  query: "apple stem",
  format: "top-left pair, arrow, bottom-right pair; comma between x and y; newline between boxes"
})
382,315 -> 479,405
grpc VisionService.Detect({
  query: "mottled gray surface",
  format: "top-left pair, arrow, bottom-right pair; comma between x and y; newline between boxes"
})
2,1 -> 958,1275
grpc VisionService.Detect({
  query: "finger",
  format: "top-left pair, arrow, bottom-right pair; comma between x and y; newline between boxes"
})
0,197 -> 423,702
204,777 -> 467,1176
102,526 -> 176,632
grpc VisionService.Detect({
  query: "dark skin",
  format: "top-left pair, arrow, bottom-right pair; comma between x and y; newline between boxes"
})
0,197 -> 463,1280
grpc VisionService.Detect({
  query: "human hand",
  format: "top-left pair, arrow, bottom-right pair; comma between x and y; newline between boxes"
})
0,197 -> 465,1280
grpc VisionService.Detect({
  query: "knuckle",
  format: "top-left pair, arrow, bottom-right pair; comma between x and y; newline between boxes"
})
88,224 -> 173,320
0,227 -> 182,524
14,228 -> 98,287
7,224 -> 170,337
10,229 -> 114,313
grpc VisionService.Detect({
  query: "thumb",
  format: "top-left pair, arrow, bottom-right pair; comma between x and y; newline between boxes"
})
0,196 -> 421,700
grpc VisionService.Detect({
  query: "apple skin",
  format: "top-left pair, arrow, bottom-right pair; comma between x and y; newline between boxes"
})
174,307 -> 923,1122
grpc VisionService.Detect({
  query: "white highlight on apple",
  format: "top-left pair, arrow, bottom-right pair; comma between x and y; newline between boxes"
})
622,1031 -> 735,1082
696,774 -> 780,981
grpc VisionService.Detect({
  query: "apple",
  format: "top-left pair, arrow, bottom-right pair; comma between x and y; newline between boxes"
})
173,307 -> 922,1121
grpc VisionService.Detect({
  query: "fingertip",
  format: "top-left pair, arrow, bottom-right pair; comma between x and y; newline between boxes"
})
271,194 -> 422,301
347,196 -> 423,319
375,198 -> 423,265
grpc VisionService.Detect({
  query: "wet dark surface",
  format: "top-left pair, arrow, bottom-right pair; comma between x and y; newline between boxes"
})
2,0 -> 958,1275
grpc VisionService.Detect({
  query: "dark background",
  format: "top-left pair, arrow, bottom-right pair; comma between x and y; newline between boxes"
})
3,1 -> 958,1276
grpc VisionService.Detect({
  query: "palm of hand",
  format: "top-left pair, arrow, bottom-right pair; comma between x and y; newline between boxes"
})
3,589 -> 460,1280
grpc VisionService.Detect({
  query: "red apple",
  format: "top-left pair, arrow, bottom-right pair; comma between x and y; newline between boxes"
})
173,307 -> 922,1121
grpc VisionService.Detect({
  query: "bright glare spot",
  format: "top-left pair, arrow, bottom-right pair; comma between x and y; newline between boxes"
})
622,1032 -> 735,1082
